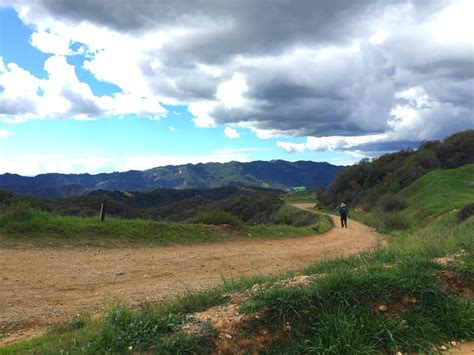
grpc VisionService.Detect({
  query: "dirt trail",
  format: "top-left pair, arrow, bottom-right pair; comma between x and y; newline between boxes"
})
0,203 -> 379,345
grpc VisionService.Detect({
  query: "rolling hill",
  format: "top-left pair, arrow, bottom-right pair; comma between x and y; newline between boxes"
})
397,164 -> 474,224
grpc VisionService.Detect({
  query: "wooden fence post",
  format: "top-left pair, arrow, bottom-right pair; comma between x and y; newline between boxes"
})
99,199 -> 107,222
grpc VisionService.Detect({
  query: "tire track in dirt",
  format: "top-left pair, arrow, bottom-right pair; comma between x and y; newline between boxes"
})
0,204 -> 380,345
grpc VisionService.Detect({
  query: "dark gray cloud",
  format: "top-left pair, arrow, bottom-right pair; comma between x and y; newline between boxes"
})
354,140 -> 423,153
21,0 -> 424,64
0,97 -> 37,115
29,1 -> 382,38
61,89 -> 103,117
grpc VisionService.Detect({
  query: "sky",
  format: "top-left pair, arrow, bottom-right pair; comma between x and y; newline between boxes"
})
0,0 -> 473,176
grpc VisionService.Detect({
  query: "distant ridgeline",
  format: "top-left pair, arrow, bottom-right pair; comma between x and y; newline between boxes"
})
321,130 -> 474,209
0,160 -> 343,198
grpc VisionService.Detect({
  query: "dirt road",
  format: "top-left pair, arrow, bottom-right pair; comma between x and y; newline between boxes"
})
0,204 -> 379,345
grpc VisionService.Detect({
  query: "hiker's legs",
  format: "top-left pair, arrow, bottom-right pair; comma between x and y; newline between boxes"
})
342,216 -> 347,228
340,216 -> 344,227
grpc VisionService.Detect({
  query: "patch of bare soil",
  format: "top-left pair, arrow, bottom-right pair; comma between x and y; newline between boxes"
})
447,340 -> 474,354
0,204 -> 379,346
439,270 -> 474,300
183,303 -> 270,355
182,274 -> 316,355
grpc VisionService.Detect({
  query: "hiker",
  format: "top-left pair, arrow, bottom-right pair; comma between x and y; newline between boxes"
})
338,203 -> 349,228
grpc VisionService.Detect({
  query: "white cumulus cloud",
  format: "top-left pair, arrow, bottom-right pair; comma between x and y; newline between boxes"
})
30,30 -> 71,55
276,141 -> 305,153
224,127 -> 240,139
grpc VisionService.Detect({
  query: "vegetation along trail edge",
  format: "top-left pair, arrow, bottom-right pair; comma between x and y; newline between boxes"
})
0,205 -> 380,345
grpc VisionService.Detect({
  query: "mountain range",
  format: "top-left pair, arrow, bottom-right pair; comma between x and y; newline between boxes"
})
0,160 -> 344,198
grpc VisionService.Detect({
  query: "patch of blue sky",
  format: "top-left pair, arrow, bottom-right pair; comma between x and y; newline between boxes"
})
0,121 -> 358,178
65,55 -> 122,97
0,114 -> 237,157
0,9 -> 121,97
0,8 -> 50,78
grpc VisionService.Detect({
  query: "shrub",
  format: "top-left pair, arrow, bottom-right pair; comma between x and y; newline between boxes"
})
0,204 -> 51,233
0,189 -> 14,206
5,200 -> 36,222
376,193 -> 407,212
273,205 -> 319,227
220,192 -> 283,224
381,212 -> 409,230
458,203 -> 474,222
194,210 -> 241,226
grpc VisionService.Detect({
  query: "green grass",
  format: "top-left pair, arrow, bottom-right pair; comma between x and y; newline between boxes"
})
247,214 -> 333,238
1,302 -> 219,354
388,212 -> 474,257
283,190 -> 318,204
346,165 -> 474,234
0,207 -> 224,248
0,206 -> 331,248
252,250 -> 474,354
273,204 -> 321,227
194,210 -> 242,226
397,164 -> 474,225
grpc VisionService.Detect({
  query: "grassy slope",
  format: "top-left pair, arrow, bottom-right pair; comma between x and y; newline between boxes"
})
398,164 -> 474,224
2,167 -> 473,353
348,164 -> 474,232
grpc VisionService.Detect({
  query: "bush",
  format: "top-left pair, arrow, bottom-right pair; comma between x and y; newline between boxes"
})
5,200 -> 36,222
273,205 -> 319,227
381,212 -> 409,230
376,193 -> 407,212
0,189 -> 14,206
458,203 -> 474,222
219,192 -> 284,224
0,204 -> 51,234
194,210 -> 241,226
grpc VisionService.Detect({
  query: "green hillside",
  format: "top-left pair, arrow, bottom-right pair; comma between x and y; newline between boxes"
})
321,130 -> 474,209
398,164 -> 474,224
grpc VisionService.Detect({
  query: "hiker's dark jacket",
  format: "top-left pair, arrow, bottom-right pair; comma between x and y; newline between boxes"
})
339,207 -> 349,217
